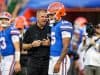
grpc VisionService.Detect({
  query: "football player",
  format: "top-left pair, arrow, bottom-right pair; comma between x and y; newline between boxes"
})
47,2 -> 73,75
0,12 -> 21,75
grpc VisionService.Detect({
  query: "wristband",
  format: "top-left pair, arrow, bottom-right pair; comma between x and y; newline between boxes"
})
15,51 -> 20,62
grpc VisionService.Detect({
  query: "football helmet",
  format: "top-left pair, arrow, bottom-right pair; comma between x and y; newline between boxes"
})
74,17 -> 88,27
47,2 -> 66,20
15,16 -> 26,29
0,12 -> 12,20
0,12 -> 12,27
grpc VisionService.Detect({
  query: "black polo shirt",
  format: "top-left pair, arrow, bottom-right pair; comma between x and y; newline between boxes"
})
23,25 -> 51,58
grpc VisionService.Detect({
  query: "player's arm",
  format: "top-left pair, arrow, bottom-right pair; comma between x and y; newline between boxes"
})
57,34 -> 71,63
57,22 -> 73,63
11,30 -> 20,62
12,36 -> 20,62
11,29 -> 21,72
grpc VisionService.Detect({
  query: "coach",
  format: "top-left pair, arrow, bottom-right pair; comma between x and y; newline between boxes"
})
23,9 -> 51,75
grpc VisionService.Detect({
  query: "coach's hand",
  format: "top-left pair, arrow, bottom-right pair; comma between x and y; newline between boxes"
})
14,62 -> 21,72
53,62 -> 61,73
32,40 -> 41,47
41,38 -> 50,46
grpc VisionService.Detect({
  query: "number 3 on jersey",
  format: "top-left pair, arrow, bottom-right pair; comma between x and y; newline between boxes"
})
0,37 -> 6,49
51,32 -> 56,45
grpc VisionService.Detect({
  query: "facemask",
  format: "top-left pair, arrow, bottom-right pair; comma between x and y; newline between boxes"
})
0,20 -> 10,28
49,19 -> 56,27
1,24 -> 10,28
50,19 -> 55,24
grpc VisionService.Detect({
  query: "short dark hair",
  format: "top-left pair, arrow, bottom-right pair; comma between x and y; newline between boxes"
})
36,9 -> 47,17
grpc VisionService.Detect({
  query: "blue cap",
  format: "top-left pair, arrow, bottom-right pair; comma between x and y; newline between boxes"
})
30,17 -> 37,22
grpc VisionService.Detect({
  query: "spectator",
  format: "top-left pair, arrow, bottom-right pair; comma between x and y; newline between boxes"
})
7,0 -> 24,17
77,36 -> 87,75
0,0 -> 7,12
83,23 -> 100,75
29,17 -> 37,25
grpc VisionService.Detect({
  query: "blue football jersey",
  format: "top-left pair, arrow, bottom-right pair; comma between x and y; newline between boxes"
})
50,20 -> 73,56
0,26 -> 20,56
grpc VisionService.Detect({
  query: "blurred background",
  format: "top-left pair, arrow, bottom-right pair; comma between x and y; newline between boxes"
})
0,0 -> 100,24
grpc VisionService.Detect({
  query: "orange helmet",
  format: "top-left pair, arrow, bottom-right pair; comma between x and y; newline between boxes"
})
15,16 -> 26,29
47,2 -> 66,20
74,17 -> 88,27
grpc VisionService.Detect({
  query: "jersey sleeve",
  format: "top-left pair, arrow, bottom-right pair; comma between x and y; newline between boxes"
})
60,20 -> 73,38
10,27 -> 20,36
10,27 -> 20,42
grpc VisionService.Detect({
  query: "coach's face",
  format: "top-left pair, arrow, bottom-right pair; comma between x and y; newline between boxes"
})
37,11 -> 47,27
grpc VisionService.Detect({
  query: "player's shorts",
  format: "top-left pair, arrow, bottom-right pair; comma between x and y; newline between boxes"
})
48,55 -> 70,75
1,55 -> 15,75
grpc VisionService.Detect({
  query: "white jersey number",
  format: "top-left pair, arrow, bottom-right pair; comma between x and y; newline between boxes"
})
0,37 -> 6,49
